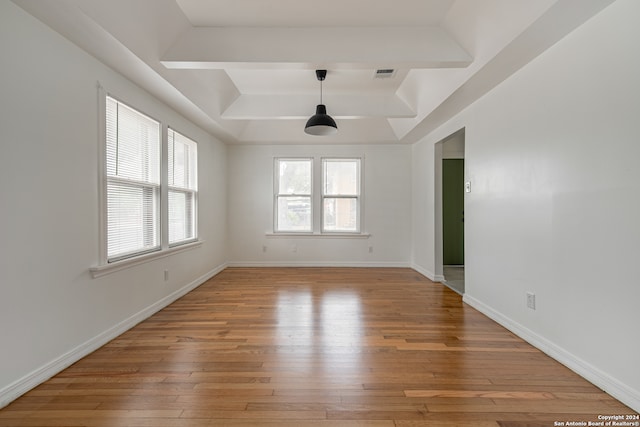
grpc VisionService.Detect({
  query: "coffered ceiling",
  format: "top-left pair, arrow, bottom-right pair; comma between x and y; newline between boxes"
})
13,0 -> 614,144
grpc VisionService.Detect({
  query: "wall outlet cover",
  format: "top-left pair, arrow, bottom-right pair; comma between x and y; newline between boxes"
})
526,292 -> 536,310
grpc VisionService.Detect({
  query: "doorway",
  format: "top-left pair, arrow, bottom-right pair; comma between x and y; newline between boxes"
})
443,159 -> 464,265
436,129 -> 465,294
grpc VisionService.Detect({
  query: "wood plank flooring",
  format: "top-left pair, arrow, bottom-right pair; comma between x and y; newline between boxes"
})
0,267 -> 635,426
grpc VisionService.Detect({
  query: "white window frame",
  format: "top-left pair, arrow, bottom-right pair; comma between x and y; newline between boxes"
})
321,157 -> 361,234
92,84 -> 201,278
274,158 -> 313,233
272,156 -> 365,236
104,94 -> 161,262
167,127 -> 198,247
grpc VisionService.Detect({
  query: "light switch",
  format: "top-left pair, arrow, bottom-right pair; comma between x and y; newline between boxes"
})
465,181 -> 471,193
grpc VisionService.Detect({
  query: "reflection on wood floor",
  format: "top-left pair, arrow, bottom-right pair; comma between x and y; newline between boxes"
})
0,267 -> 634,426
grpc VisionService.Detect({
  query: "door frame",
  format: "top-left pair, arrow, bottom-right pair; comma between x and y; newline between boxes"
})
434,128 -> 465,284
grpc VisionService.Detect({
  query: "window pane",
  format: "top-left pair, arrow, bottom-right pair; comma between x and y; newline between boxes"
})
105,96 -> 160,261
324,159 -> 358,195
323,197 -> 357,232
168,129 -> 198,245
279,160 -> 311,194
169,190 -> 195,244
107,181 -> 159,258
106,97 -> 160,184
168,129 -> 197,190
277,196 -> 311,232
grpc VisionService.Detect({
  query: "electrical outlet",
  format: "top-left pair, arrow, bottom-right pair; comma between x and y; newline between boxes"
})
526,292 -> 536,310
164,270 -> 169,282
262,245 -> 267,252
368,246 -> 373,253
292,244 -> 297,253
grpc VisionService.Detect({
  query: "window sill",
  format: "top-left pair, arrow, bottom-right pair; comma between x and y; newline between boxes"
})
266,232 -> 370,239
90,240 -> 204,278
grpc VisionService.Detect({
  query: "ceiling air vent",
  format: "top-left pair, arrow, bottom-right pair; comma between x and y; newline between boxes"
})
374,69 -> 396,79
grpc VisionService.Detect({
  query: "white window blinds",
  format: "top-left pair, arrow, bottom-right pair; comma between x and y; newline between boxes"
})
106,96 -> 160,261
168,128 -> 198,245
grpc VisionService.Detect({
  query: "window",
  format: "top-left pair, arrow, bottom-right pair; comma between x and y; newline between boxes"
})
274,157 -> 362,234
322,158 -> 360,233
101,94 -> 199,267
168,128 -> 198,245
106,96 -> 160,261
275,159 -> 312,232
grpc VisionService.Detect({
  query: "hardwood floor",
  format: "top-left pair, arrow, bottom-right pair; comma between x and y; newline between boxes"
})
0,267 -> 634,426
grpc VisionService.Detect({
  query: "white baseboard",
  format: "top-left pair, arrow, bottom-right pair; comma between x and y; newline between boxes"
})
410,263 -> 444,282
0,262 -> 227,409
463,294 -> 640,413
227,261 -> 411,268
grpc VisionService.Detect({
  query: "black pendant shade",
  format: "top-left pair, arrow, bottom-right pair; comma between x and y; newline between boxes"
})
304,70 -> 337,136
305,104 -> 338,136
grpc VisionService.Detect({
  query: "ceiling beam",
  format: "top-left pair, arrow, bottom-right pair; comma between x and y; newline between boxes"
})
237,118 -> 400,144
161,26 -> 472,70
222,94 -> 416,120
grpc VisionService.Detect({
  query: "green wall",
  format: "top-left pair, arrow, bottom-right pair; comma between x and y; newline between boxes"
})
442,159 -> 464,265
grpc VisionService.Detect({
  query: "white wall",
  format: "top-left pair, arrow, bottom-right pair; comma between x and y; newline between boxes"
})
412,0 -> 640,410
228,144 -> 412,266
0,1 -> 227,407
411,139 -> 437,278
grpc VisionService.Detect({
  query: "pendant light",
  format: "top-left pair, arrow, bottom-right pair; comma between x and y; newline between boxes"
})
304,70 -> 338,136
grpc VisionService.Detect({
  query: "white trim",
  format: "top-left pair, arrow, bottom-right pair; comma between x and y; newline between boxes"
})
274,157 -> 314,233
265,232 -> 370,239
463,294 -> 640,413
90,240 -> 204,278
97,82 -> 108,264
167,127 -> 199,246
0,262 -> 227,409
411,263 -> 444,282
227,261 -> 409,268
320,157 -> 362,234
160,122 -> 169,250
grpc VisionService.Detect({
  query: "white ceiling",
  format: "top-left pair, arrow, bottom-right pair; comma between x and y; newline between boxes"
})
12,0 -> 616,145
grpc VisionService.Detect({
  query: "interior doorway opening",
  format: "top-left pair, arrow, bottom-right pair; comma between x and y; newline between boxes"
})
435,128 -> 465,294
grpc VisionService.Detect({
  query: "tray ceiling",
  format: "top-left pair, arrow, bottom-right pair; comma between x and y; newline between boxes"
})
13,0 -> 615,144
